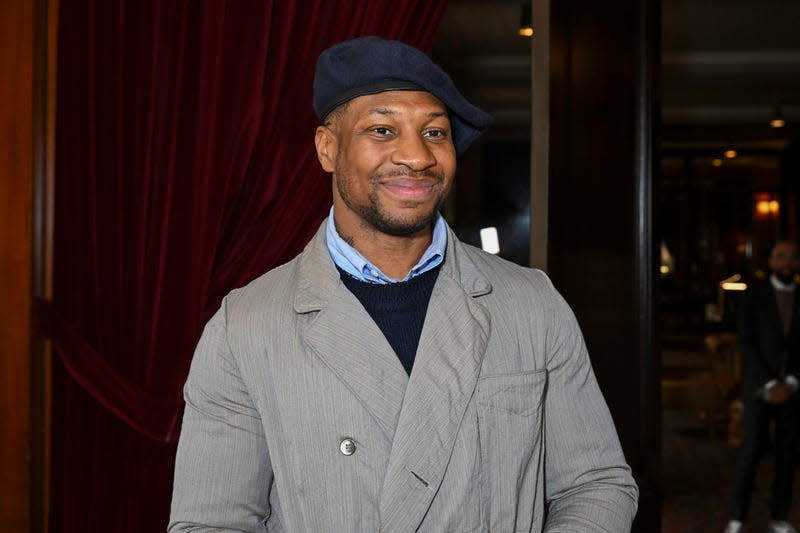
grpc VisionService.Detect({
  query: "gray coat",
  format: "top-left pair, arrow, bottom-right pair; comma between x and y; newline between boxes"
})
169,220 -> 638,532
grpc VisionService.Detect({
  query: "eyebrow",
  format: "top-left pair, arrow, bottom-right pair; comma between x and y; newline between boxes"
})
368,107 -> 448,119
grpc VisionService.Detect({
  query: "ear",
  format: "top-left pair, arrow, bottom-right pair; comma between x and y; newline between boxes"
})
315,125 -> 337,173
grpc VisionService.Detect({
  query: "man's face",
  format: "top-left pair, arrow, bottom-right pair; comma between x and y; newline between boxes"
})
768,241 -> 800,284
315,90 -> 457,238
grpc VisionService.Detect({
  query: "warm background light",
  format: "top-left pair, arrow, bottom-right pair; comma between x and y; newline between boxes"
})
518,2 -> 533,38
736,241 -> 748,255
721,282 -> 747,291
754,193 -> 780,219
724,149 -> 737,159
769,200 -> 780,214
770,102 -> 786,128
720,274 -> 747,291
770,118 -> 786,128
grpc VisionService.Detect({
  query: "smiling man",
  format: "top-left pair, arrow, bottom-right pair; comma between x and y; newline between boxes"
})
169,36 -> 638,532
318,90 -> 456,277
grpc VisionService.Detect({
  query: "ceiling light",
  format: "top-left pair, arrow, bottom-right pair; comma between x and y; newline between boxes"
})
724,148 -> 737,159
518,2 -> 534,37
712,158 -> 723,167
770,102 -> 786,128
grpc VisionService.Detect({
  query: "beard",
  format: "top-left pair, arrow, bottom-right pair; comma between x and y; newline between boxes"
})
774,270 -> 797,285
335,167 -> 448,237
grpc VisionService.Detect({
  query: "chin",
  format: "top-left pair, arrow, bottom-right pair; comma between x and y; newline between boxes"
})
375,220 -> 432,237
371,212 -> 436,237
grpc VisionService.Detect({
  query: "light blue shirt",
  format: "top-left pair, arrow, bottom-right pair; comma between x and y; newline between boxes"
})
325,207 -> 446,284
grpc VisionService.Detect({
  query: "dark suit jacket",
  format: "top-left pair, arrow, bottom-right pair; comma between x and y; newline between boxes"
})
738,277 -> 800,400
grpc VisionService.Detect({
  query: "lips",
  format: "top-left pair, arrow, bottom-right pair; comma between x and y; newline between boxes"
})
380,178 -> 438,200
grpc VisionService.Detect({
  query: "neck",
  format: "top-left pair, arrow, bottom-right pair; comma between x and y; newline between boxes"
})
355,227 -> 433,280
333,215 -> 433,280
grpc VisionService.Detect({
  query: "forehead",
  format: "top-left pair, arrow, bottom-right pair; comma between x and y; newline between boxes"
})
343,90 -> 448,120
772,242 -> 798,257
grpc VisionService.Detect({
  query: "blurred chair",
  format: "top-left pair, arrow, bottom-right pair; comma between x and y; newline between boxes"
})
661,339 -> 717,438
704,332 -> 742,443
660,333 -> 742,440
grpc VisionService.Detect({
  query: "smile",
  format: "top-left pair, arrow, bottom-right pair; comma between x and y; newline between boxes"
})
380,178 -> 438,200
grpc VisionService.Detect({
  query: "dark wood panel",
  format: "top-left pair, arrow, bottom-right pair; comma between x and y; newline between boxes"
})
0,0 -> 35,530
546,0 -> 661,529
31,0 -> 58,530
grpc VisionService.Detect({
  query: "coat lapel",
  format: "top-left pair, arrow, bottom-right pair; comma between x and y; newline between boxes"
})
763,283 -> 785,338
294,219 -> 494,532
788,283 -> 800,340
379,228 -> 492,532
295,222 -> 409,440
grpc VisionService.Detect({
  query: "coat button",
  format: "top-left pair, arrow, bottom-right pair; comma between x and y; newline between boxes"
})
339,438 -> 356,456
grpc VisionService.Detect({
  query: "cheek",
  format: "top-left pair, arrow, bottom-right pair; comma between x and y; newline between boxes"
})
346,150 -> 388,179
440,161 -> 457,189
435,147 -> 457,176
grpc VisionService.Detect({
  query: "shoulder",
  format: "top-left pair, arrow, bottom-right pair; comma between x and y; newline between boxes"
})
450,240 -> 571,340
222,256 -> 302,322
455,240 -> 559,301
452,240 -> 586,370
217,219 -> 334,316
744,278 -> 772,301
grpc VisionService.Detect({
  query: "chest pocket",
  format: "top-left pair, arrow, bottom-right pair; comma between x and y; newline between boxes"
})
476,370 -> 547,533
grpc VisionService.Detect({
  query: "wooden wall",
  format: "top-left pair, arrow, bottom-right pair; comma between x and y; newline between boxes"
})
1,0 -> 54,530
533,0 -> 661,529
0,0 -> 36,529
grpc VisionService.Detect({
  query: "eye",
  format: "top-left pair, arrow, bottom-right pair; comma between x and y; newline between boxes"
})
423,128 -> 449,141
370,127 -> 393,136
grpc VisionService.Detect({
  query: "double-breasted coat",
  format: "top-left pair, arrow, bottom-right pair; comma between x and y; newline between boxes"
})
169,220 -> 638,532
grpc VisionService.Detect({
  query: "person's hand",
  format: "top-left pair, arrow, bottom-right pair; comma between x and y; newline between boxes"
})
764,381 -> 793,404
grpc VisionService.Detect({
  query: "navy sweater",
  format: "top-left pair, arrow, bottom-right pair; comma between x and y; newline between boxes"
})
338,265 -> 440,374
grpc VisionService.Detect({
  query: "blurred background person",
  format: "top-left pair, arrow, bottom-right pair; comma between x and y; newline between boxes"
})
726,241 -> 800,533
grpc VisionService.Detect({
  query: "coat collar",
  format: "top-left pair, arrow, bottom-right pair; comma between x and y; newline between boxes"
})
293,218 -> 492,314
293,218 -> 493,531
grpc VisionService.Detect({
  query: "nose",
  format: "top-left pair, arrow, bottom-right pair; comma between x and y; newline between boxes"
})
391,133 -> 437,172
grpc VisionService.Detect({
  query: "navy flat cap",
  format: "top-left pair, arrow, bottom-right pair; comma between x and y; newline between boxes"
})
313,36 -> 492,155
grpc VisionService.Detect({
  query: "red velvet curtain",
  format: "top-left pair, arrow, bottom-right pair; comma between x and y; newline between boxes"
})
44,1 -> 448,530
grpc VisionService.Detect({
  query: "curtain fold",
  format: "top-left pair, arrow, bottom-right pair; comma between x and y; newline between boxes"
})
46,0 -> 449,530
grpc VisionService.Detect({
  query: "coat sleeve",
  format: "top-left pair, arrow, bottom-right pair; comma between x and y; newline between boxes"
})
537,276 -> 639,532
168,298 -> 273,532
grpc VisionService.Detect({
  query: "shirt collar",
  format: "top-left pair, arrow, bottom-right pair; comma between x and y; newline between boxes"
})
325,207 -> 447,284
770,273 -> 797,293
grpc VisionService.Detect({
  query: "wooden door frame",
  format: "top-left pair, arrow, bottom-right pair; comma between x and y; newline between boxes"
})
0,0 -> 57,530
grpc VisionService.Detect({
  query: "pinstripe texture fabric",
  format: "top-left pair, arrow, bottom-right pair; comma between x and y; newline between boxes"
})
169,219 -> 638,532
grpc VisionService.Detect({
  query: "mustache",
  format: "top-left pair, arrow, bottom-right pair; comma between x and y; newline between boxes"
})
373,168 -> 443,181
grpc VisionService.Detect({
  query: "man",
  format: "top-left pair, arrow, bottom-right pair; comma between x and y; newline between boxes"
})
726,241 -> 800,533
169,36 -> 638,532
